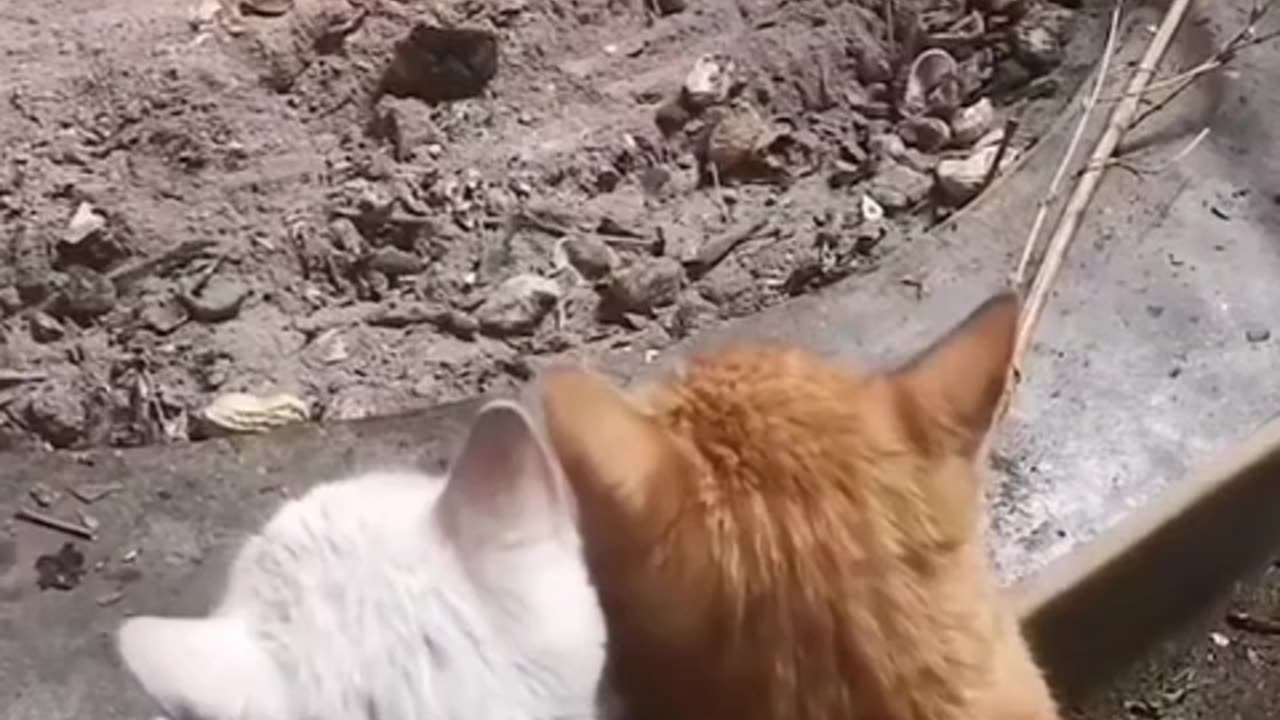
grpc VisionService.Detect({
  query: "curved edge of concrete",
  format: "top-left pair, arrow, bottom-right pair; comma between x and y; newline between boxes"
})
1014,415 -> 1280,702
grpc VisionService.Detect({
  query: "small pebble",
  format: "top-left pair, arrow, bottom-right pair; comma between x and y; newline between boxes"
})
1246,328 -> 1271,343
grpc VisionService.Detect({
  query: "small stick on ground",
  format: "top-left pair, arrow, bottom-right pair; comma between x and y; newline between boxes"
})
16,507 -> 97,541
980,117 -> 1021,193
1126,0 -> 1279,133
999,0 -> 1193,424
1013,0 -> 1123,288
685,218 -> 773,279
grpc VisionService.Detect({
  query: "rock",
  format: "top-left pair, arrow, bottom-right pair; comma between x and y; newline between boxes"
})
13,228 -> 53,305
827,160 -> 872,189
199,392 -> 311,437
851,38 -> 893,84
179,277 -> 250,323
25,382 -> 86,448
58,265 -> 117,320
1013,4 -> 1076,73
609,257 -> 683,313
897,116 -> 952,153
474,274 -> 561,337
383,24 -> 499,102
703,103 -> 786,182
241,0 -> 294,16
64,202 -> 107,246
671,292 -> 719,339
977,0 -> 1027,12
867,162 -> 933,212
867,132 -> 908,162
562,236 -> 616,281
655,0 -> 686,14
1246,327 -> 1271,343
682,53 -> 736,111
139,294 -> 190,335
372,96 -> 441,162
28,311 -> 66,343
0,285 -> 20,315
654,97 -> 692,137
951,98 -> 997,147
937,144 -> 1022,203
367,246 -> 425,276
903,49 -> 961,117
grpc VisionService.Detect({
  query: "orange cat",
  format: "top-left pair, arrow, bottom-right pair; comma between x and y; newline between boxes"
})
538,293 -> 1058,720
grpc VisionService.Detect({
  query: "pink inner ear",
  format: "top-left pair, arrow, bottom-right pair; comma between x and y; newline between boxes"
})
440,400 -> 565,549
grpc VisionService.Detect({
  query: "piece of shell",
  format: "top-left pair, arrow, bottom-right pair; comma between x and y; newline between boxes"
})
951,98 -> 996,147
201,392 -> 310,435
903,49 -> 960,117
860,194 -> 885,224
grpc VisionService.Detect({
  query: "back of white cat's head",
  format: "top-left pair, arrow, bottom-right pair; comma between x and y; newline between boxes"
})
116,400 -> 608,720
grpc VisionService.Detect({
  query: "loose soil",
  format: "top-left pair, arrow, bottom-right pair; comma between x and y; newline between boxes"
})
1071,560 -> 1280,720
0,0 -> 1101,450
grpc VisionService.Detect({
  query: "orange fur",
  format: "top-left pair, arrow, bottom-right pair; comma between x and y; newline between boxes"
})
540,294 -> 1059,720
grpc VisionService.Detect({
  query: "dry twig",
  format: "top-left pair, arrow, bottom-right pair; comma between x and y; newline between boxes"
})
1013,1 -> 1123,288
999,0 -> 1193,423
1126,0 -> 1279,132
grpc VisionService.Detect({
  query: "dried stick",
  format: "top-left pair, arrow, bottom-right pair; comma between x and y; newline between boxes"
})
998,0 -> 1193,423
1013,1 -> 1123,288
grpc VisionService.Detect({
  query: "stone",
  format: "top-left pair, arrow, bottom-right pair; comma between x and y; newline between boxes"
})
28,311 -> 66,343
1013,4 -> 1076,73
0,285 -> 20,316
608,257 -> 683,313
474,274 -> 561,337
561,236 -> 616,281
867,162 -> 933,212
383,24 -> 499,102
937,144 -> 1022,203
57,265 -> 117,321
63,202 -> 107,246
139,294 -> 190,335
951,98 -> 997,147
897,116 -> 952,153
372,96 -> 441,162
682,53 -> 736,111
24,382 -> 86,449
655,0 -> 686,14
367,246 -> 425,276
867,132 -> 908,162
180,277 -> 250,323
671,292 -> 719,339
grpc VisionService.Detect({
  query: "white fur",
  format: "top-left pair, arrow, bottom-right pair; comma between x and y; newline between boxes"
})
117,401 -> 609,720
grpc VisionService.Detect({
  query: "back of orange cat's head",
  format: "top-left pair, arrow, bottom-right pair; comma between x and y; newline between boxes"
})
539,293 -> 1021,706
541,292 -> 1018,540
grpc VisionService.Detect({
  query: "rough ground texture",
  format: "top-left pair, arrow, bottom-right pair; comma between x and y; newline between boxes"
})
1072,561 -> 1280,720
0,0 -> 1091,450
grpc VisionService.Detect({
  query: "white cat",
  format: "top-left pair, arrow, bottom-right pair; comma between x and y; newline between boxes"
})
116,400 -> 610,720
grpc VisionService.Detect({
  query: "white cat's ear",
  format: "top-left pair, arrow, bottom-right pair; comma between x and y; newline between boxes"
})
117,615 -> 288,720
439,399 -> 567,549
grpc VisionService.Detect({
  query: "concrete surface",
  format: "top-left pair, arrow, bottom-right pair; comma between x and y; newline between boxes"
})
3,1 -> 1280,717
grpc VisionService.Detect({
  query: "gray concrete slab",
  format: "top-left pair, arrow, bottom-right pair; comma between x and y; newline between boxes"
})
2,1 -> 1279,718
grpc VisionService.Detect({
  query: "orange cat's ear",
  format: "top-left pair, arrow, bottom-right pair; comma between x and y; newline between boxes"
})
540,369 -> 688,547
894,293 -> 1019,455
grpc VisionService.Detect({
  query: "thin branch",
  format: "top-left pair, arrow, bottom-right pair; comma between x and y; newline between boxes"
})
998,0 -> 1193,424
1013,1 -> 1123,288
1128,2 -> 1280,132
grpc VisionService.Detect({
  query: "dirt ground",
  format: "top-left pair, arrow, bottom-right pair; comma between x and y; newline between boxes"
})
0,0 -> 1099,450
1071,559 -> 1280,720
